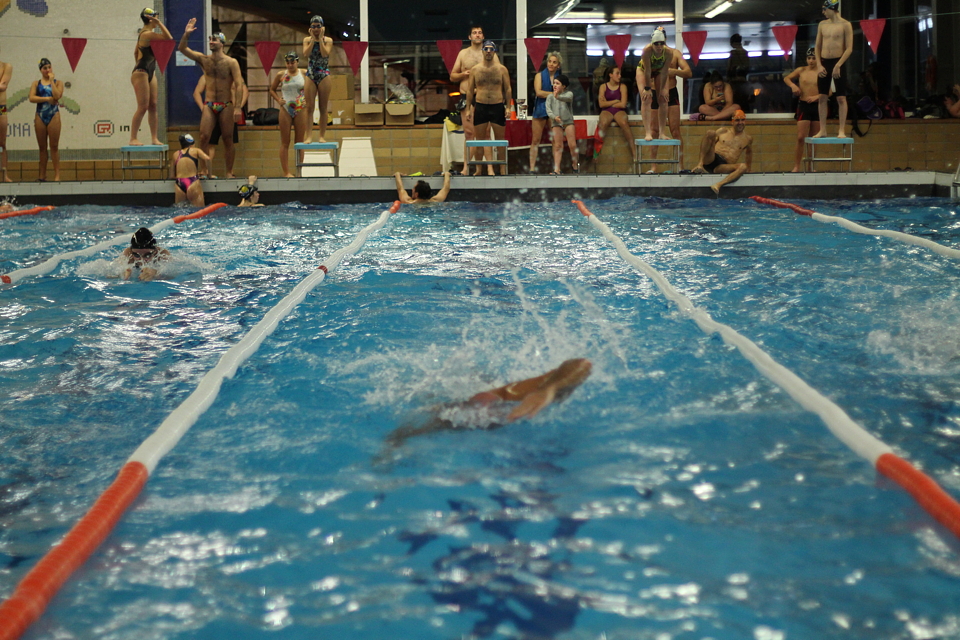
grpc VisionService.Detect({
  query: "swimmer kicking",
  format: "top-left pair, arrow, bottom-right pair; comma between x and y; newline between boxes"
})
119,227 -> 171,281
385,358 -> 592,448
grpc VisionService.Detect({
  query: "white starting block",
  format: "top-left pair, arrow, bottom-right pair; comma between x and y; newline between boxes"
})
803,137 -> 853,173
466,139 -> 509,175
635,139 -> 681,175
294,142 -> 339,177
120,144 -> 168,180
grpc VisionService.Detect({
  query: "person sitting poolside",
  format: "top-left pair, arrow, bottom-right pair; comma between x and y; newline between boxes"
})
119,227 -> 171,281
691,109 -> 753,194
238,175 -> 264,207
385,358 -> 592,448
395,171 -> 451,204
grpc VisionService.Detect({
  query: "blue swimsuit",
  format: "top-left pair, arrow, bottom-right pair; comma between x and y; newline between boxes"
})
35,80 -> 59,125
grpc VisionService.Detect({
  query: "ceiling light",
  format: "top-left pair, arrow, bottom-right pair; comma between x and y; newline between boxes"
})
547,14 -> 609,23
704,1 -> 733,18
610,13 -> 674,23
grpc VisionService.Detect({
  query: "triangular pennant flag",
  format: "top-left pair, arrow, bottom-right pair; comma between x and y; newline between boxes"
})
151,39 -> 176,74
254,41 -> 281,79
771,25 -> 798,59
682,31 -> 708,66
61,37 -> 86,72
437,40 -> 462,75
524,37 -> 551,73
605,34 -> 632,69
341,41 -> 368,77
860,18 -> 886,55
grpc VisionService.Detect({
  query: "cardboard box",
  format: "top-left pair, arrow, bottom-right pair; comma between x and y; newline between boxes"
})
355,103 -> 384,126
328,99 -> 355,125
327,74 -> 356,101
384,103 -> 415,126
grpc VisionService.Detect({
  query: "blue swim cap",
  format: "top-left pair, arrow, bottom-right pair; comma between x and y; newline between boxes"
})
310,15 -> 324,26
482,40 -> 497,52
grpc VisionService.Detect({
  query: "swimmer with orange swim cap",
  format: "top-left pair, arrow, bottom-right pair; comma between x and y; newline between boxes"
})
385,358 -> 592,448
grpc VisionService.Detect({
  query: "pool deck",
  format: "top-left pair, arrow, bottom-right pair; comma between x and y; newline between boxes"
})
0,171 -> 955,207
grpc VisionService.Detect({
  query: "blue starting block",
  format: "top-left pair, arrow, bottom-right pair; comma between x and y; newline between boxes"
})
635,139 -> 681,175
803,137 -> 854,173
294,142 -> 339,177
466,139 -> 509,174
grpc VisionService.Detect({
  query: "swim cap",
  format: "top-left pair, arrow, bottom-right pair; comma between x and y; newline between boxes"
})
284,51 -> 299,62
733,109 -> 747,120
38,57 -> 51,69
131,227 -> 157,249
140,7 -> 158,23
238,183 -> 258,200
210,32 -> 226,44
310,15 -> 323,26
651,27 -> 666,44
482,40 -> 497,52
179,133 -> 194,147
823,0 -> 840,9
806,47 -> 816,57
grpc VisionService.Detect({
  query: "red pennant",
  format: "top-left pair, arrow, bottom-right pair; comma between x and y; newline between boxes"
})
341,41 -> 368,77
524,38 -> 551,73
605,34 -> 632,69
682,31 -> 707,66
254,41 -> 281,79
437,40 -> 462,75
860,18 -> 886,55
772,25 -> 798,59
151,39 -> 177,74
61,37 -> 86,72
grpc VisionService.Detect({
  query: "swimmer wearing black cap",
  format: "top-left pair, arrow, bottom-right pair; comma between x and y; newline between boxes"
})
178,17 -> 246,179
238,175 -> 264,207
131,7 -> 173,146
784,46 -> 823,171
120,227 -> 171,281
814,0 -> 853,138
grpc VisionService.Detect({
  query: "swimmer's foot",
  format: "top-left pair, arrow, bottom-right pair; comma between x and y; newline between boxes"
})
226,173 -> 236,179
692,165 -> 705,174
644,134 -> 653,141
2,173 -> 11,183
284,173 -> 295,178
812,131 -> 827,138
837,129 -> 847,138
151,138 -> 164,146
791,166 -> 800,173
710,182 -> 721,194
127,139 -> 144,146
659,133 -> 672,140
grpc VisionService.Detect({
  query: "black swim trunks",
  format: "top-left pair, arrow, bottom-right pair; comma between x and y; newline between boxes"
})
651,87 -> 680,110
795,100 -> 819,121
209,118 -> 240,145
817,57 -> 847,97
473,101 -> 506,127
703,152 -> 730,173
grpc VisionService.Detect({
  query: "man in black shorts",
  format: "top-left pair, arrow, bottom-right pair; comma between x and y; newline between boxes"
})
466,40 -> 512,175
814,0 -> 853,138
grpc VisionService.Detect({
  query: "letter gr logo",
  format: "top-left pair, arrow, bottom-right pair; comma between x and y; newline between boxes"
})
94,120 -> 114,137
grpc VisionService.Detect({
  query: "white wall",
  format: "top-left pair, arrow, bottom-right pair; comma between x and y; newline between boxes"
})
2,0 -> 151,152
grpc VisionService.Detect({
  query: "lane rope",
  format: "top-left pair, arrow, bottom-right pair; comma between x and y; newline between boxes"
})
0,205 -> 56,220
0,201 -> 401,640
573,198 -> 960,539
751,196 -> 960,259
1,203 -> 227,285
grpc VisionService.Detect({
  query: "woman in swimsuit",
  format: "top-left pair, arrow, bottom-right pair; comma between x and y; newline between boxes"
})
594,66 -> 635,163
301,15 -> 334,143
172,134 -> 210,206
130,8 -> 172,146
528,52 -> 561,173
269,52 -> 309,177
29,58 -> 62,182
698,71 -> 740,121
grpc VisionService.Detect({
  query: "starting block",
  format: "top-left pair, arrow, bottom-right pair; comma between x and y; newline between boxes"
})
294,142 -> 339,177
466,139 -> 509,175
803,137 -> 853,173
120,144 -> 168,180
635,139 -> 680,175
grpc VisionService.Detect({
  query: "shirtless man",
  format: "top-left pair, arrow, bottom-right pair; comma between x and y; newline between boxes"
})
394,171 -> 451,204
647,40 -> 692,170
814,0 -> 853,138
178,18 -> 246,178
784,48 -> 822,172
0,54 -> 11,182
450,26 -> 500,175
692,110 -> 753,194
465,41 -> 512,176
638,28 -> 674,141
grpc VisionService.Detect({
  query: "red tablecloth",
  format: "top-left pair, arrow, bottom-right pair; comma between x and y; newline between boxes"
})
506,119 -> 589,147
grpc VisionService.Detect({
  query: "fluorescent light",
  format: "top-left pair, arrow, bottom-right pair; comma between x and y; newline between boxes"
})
610,14 -> 674,23
748,51 -> 764,57
698,52 -> 731,60
764,51 -> 784,56
547,15 -> 608,24
704,1 -> 733,19
632,49 -> 644,55
586,49 -> 606,56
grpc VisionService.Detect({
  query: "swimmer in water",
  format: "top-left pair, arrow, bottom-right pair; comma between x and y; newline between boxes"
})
394,171 -> 451,204
237,175 -> 264,207
119,227 -> 171,281
385,358 -> 592,448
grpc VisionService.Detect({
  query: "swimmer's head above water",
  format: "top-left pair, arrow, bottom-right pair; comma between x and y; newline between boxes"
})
130,227 -> 157,250
179,133 -> 195,148
412,180 -> 432,200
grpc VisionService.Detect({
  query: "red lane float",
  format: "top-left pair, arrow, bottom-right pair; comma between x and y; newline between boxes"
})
0,462 -> 148,640
0,205 -> 56,220
173,202 -> 228,223
750,195 -> 815,217
877,453 -> 960,538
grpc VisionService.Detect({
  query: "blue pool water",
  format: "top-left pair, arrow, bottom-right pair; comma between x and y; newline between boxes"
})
2,197 -> 960,639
